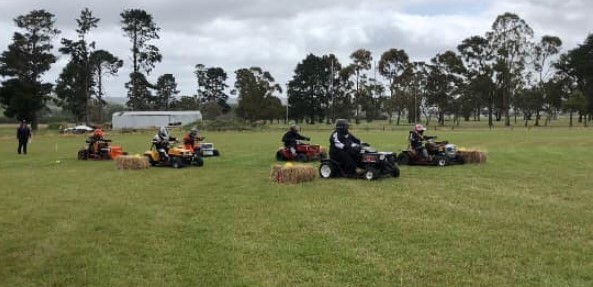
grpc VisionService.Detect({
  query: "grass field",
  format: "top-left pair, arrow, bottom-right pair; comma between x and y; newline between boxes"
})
1,125 -> 592,286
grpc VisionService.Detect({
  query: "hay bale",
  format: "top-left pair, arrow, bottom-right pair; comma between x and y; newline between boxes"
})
115,154 -> 150,170
271,162 -> 316,184
458,149 -> 487,164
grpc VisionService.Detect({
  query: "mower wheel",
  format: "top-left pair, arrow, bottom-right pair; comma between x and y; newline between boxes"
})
296,153 -> 308,162
77,150 -> 88,160
397,153 -> 410,165
145,155 -> 157,166
275,151 -> 284,161
435,156 -> 448,167
319,162 -> 334,179
454,154 -> 465,165
392,165 -> 401,178
171,157 -> 183,169
364,168 -> 378,181
213,150 -> 220,156
193,156 -> 204,167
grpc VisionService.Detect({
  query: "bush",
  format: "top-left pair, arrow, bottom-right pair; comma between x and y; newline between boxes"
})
46,122 -> 67,130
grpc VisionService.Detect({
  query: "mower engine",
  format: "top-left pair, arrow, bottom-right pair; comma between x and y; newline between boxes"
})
445,144 -> 458,158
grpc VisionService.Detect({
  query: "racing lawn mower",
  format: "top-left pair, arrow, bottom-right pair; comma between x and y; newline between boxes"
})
77,139 -> 126,160
276,140 -> 327,162
319,143 -> 400,181
397,136 -> 465,166
144,141 -> 204,168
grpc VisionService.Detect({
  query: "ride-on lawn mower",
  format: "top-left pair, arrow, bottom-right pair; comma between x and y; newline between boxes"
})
77,139 -> 126,160
397,136 -> 465,166
276,140 -> 327,162
319,143 -> 400,180
196,142 -> 220,157
144,141 -> 203,168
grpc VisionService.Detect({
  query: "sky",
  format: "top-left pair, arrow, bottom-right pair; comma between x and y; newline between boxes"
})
0,0 -> 591,101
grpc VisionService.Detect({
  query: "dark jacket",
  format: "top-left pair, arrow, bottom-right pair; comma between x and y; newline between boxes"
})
282,130 -> 308,147
329,130 -> 361,154
409,130 -> 425,149
17,126 -> 31,142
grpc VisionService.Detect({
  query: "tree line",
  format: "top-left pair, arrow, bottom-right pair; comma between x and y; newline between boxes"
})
0,9 -> 592,130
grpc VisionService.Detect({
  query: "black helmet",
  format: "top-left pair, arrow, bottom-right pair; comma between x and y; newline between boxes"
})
335,119 -> 349,131
189,127 -> 198,139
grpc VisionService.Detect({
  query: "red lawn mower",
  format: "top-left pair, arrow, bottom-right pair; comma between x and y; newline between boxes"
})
276,140 -> 327,162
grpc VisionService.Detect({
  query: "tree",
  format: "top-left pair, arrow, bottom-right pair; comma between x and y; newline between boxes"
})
458,35 -> 495,125
56,8 -> 99,124
90,50 -> 123,122
233,67 -> 282,122
170,95 -> 201,111
194,64 -> 230,113
287,53 -> 328,124
488,12 -> 534,126
120,9 -> 162,109
560,34 -> 593,125
530,35 -> 562,126
425,51 -> 466,125
349,49 -> 373,124
0,10 -> 60,130
378,48 -> 410,124
155,74 -> 179,110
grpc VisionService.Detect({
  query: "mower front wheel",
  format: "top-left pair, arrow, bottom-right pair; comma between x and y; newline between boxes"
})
296,153 -> 308,162
364,168 -> 378,181
319,162 -> 334,179
192,156 -> 204,167
171,157 -> 184,169
275,151 -> 284,161
435,156 -> 448,167
145,155 -> 157,166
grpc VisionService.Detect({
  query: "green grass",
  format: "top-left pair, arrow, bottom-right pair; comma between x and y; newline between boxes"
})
1,126 -> 593,286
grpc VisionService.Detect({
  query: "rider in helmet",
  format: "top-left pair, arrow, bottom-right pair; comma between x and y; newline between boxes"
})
152,126 -> 177,162
329,119 -> 364,175
87,127 -> 105,156
183,127 -> 204,152
409,123 -> 429,159
281,125 -> 310,156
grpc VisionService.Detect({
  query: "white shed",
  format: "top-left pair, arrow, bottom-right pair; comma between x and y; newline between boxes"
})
111,111 -> 202,130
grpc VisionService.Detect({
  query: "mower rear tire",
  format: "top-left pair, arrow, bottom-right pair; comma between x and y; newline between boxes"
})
296,153 -> 308,162
171,157 -> 183,169
213,150 -> 220,156
319,162 -> 334,179
275,151 -> 284,161
397,153 -> 410,165
435,156 -> 448,167
364,168 -> 378,181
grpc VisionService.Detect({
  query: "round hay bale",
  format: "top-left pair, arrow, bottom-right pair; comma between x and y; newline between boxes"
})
458,150 -> 487,164
271,163 -> 316,184
115,154 -> 150,170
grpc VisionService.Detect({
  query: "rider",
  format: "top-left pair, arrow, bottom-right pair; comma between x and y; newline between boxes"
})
87,128 -> 105,156
152,126 -> 177,162
329,119 -> 364,175
409,123 -> 429,159
281,125 -> 310,156
183,127 -> 204,152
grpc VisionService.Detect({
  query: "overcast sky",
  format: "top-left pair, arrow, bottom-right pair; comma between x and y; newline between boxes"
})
0,0 -> 591,101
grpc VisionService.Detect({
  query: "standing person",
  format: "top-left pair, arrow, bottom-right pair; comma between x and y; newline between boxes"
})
329,119 -> 364,175
281,125 -> 309,156
16,120 -> 32,155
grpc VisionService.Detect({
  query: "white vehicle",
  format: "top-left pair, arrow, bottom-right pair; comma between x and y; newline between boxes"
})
197,142 -> 220,157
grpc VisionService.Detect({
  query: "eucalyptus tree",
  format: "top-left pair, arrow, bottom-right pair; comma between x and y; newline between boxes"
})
487,12 -> 534,126
425,51 -> 466,125
0,10 -> 60,129
120,9 -> 162,109
90,50 -> 123,121
349,49 -> 372,124
287,53 -> 327,123
234,67 -> 282,122
458,35 -> 495,125
194,64 -> 230,115
378,48 -> 410,124
531,35 -> 562,126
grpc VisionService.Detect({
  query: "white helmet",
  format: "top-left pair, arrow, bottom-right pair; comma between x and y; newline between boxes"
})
158,126 -> 169,140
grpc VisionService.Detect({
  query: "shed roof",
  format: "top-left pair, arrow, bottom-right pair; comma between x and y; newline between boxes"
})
113,111 -> 201,117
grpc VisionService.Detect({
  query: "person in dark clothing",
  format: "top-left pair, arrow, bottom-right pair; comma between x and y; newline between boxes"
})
87,128 -> 105,156
281,125 -> 309,156
16,120 -> 32,155
409,123 -> 429,159
152,126 -> 177,162
329,119 -> 364,175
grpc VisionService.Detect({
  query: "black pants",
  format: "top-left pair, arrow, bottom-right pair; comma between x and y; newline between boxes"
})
330,149 -> 357,175
18,140 -> 28,154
